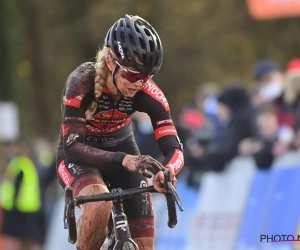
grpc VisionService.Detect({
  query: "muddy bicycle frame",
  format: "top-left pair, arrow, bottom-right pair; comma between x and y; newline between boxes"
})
64,174 -> 184,250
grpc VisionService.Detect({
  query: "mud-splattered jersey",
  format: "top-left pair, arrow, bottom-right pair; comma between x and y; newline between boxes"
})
57,62 -> 184,174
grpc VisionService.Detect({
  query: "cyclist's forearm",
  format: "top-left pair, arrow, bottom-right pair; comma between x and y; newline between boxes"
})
65,142 -> 126,168
162,148 -> 184,175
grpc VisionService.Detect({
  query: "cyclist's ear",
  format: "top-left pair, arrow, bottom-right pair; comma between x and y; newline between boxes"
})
106,54 -> 114,72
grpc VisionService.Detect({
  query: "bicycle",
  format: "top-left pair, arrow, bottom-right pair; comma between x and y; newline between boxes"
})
63,172 -> 184,250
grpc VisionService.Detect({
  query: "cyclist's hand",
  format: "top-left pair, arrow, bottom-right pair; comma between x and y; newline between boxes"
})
122,155 -> 164,178
153,168 -> 177,193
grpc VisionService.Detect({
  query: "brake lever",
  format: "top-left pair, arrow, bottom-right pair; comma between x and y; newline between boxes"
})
167,182 -> 184,212
64,187 -> 77,244
163,171 -> 184,211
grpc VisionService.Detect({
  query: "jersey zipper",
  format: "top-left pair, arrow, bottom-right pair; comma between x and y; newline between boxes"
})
103,96 -> 123,132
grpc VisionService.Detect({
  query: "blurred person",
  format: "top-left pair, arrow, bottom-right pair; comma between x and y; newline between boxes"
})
292,128 -> 300,151
55,15 -> 184,250
252,59 -> 283,105
0,143 -> 14,250
131,112 -> 162,160
177,108 -> 213,187
176,83 -> 217,145
239,103 -> 296,169
0,142 -> 42,250
194,82 -> 220,117
252,58 -> 300,129
190,83 -> 256,172
272,124 -> 295,158
179,82 -> 220,133
283,57 -> 300,130
239,104 -> 278,169
175,82 -> 220,187
30,137 -> 59,246
269,58 -> 300,158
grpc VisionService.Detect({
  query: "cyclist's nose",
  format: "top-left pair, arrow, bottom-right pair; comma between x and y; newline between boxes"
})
131,80 -> 144,88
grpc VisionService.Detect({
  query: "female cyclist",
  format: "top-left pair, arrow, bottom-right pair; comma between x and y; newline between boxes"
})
56,14 -> 184,250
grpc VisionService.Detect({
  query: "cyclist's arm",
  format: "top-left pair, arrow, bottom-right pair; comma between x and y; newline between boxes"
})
137,81 -> 184,175
61,63 -> 126,168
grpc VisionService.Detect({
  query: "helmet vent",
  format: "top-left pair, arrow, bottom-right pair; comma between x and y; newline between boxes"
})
137,19 -> 144,26
144,28 -> 151,37
156,39 -> 160,50
149,40 -> 154,52
129,34 -> 136,47
113,30 -> 117,40
139,38 -> 146,50
121,32 -> 126,42
134,25 -> 141,33
134,51 -> 142,65
124,48 -> 131,61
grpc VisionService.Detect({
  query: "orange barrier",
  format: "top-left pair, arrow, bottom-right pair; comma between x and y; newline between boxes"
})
247,0 -> 300,20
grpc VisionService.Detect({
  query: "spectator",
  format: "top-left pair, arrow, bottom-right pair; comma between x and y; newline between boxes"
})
176,82 -> 219,186
292,127 -> 300,151
252,59 -> 284,105
176,82 -> 220,147
177,109 -> 212,187
252,58 -> 299,129
283,58 -> 300,130
239,104 -> 278,169
32,137 -> 59,246
190,83 -> 256,172
0,142 -> 42,250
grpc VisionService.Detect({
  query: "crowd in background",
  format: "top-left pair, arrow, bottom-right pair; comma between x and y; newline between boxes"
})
177,58 -> 300,187
0,57 -> 300,249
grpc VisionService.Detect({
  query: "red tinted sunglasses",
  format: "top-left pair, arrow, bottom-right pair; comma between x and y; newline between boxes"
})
110,54 -> 152,84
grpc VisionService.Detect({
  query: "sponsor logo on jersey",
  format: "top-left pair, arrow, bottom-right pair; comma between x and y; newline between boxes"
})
63,94 -> 84,108
156,119 -> 173,125
58,160 -> 74,186
154,125 -> 177,140
166,149 -> 184,175
87,109 -> 131,134
142,81 -> 170,111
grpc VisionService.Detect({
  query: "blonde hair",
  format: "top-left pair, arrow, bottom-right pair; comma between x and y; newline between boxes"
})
283,71 -> 300,105
85,46 -> 110,119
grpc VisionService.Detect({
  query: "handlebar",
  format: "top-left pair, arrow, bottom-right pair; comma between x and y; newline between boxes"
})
63,172 -> 184,244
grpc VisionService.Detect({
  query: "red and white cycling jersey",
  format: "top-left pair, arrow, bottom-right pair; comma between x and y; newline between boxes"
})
58,62 -> 184,174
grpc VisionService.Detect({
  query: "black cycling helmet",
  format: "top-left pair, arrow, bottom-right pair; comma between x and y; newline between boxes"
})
105,14 -> 163,75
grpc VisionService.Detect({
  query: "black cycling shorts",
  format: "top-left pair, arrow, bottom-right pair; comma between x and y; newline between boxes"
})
56,137 -> 154,238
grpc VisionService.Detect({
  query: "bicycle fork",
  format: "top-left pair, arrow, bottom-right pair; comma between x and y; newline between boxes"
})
101,188 -> 139,250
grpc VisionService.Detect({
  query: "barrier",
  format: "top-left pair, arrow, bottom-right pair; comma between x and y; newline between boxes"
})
44,192 -> 79,250
154,180 -> 198,250
234,170 -> 271,250
154,152 -> 300,250
185,157 -> 257,250
235,165 -> 300,250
